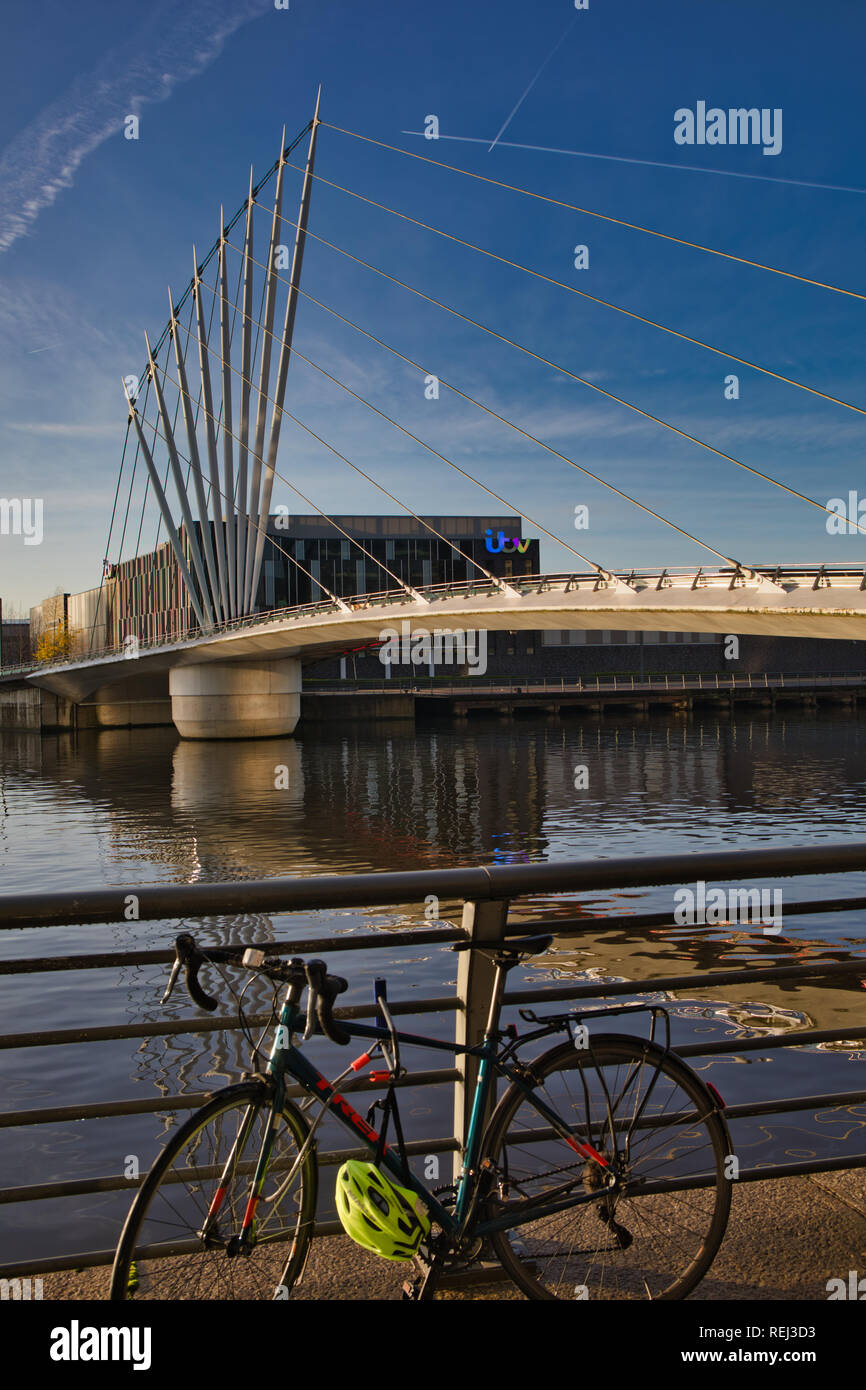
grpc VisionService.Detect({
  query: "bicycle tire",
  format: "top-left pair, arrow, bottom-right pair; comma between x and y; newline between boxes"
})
481,1035 -> 731,1300
109,1081 -> 318,1301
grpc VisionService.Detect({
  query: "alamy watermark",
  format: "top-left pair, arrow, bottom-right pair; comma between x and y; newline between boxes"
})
378,621 -> 487,676
674,102 -> 782,157
826,1270 -> 866,1299
0,1277 -> 43,1300
674,880 -> 783,934
50,1323 -> 151,1369
825,492 -> 866,534
0,497 -> 43,545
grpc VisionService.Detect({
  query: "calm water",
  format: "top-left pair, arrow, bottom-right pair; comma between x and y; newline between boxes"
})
1,709 -> 865,1262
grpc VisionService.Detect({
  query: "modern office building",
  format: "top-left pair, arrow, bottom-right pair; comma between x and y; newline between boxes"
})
84,515 -> 541,651
0,618 -> 30,668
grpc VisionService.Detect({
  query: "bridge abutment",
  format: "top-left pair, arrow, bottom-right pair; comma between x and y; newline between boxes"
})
89,676 -> 173,728
169,659 -> 301,739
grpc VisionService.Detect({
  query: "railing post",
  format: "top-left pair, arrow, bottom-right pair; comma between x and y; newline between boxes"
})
452,897 -> 509,1186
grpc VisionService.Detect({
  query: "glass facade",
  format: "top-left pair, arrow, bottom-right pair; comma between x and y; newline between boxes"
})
542,630 -> 717,646
262,515 -> 537,607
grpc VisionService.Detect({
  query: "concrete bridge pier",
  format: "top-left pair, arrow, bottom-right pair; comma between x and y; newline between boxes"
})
169,659 -> 301,739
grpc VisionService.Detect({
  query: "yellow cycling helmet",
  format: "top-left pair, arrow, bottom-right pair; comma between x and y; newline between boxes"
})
335,1160 -> 430,1261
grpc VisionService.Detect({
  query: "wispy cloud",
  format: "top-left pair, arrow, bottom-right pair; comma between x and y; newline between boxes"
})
0,0 -> 271,255
4,421 -> 117,436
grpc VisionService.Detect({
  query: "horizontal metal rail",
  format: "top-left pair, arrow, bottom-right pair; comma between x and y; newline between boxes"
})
311,673 -> 866,696
2,955 -> 864,1055
3,840 -> 866,927
5,893 -> 864,976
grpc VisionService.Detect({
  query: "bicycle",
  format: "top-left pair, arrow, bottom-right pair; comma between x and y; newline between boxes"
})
109,930 -> 732,1301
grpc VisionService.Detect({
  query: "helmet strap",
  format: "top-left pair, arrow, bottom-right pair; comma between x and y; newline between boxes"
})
366,1081 -> 411,1184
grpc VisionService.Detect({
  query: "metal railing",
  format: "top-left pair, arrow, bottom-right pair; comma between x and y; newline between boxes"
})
306,672 -> 866,697
1,843 -> 866,1278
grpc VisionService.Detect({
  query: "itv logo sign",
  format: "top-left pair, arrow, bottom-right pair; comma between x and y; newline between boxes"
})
485,529 -> 530,555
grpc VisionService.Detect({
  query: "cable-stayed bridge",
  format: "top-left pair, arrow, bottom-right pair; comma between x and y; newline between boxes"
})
25,91 -> 866,738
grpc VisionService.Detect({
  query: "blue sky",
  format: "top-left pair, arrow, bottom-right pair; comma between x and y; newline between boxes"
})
1,0 -> 865,610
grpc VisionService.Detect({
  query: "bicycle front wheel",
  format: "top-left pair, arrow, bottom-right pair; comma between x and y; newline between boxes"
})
110,1081 -> 318,1301
482,1036 -> 731,1300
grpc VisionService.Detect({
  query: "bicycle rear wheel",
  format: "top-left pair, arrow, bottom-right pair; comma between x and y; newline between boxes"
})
110,1081 -> 317,1301
481,1035 -> 731,1300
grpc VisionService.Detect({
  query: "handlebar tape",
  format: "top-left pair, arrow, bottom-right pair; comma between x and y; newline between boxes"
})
174,933 -> 219,1013
305,959 -> 350,1045
316,973 -> 350,1045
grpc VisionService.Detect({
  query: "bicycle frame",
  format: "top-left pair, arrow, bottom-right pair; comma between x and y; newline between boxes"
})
237,994 -> 612,1247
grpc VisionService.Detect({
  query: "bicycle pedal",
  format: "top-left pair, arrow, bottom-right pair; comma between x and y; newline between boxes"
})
401,1277 -> 422,1300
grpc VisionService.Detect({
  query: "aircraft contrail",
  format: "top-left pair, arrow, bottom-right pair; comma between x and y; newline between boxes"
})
403,129 -> 866,195
487,14 -> 578,152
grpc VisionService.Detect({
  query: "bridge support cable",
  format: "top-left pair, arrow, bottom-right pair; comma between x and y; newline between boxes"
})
241,134 -> 288,615
284,348 -> 723,580
122,384 -> 211,633
120,91 -> 453,613
249,90 -> 320,614
218,213 -> 238,619
152,289 -> 219,559
253,219 -> 866,541
124,377 -> 155,560
277,161 -> 866,421
133,407 -> 348,615
168,289 -> 224,622
192,247 -> 231,623
99,120 -> 313,645
144,332 -> 216,628
144,365 -> 426,607
86,415 -> 134,656
296,284 -> 866,554
134,301 -> 195,560
220,239 -> 754,573
322,123 -> 866,303
180,292 -> 611,587
235,169 -> 256,615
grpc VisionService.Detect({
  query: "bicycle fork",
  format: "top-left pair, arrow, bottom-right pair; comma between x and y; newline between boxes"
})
197,1092 -> 285,1255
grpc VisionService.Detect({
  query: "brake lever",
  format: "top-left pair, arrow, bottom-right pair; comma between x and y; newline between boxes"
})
304,960 -> 327,1040
162,932 -> 196,1005
161,954 -> 183,1005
